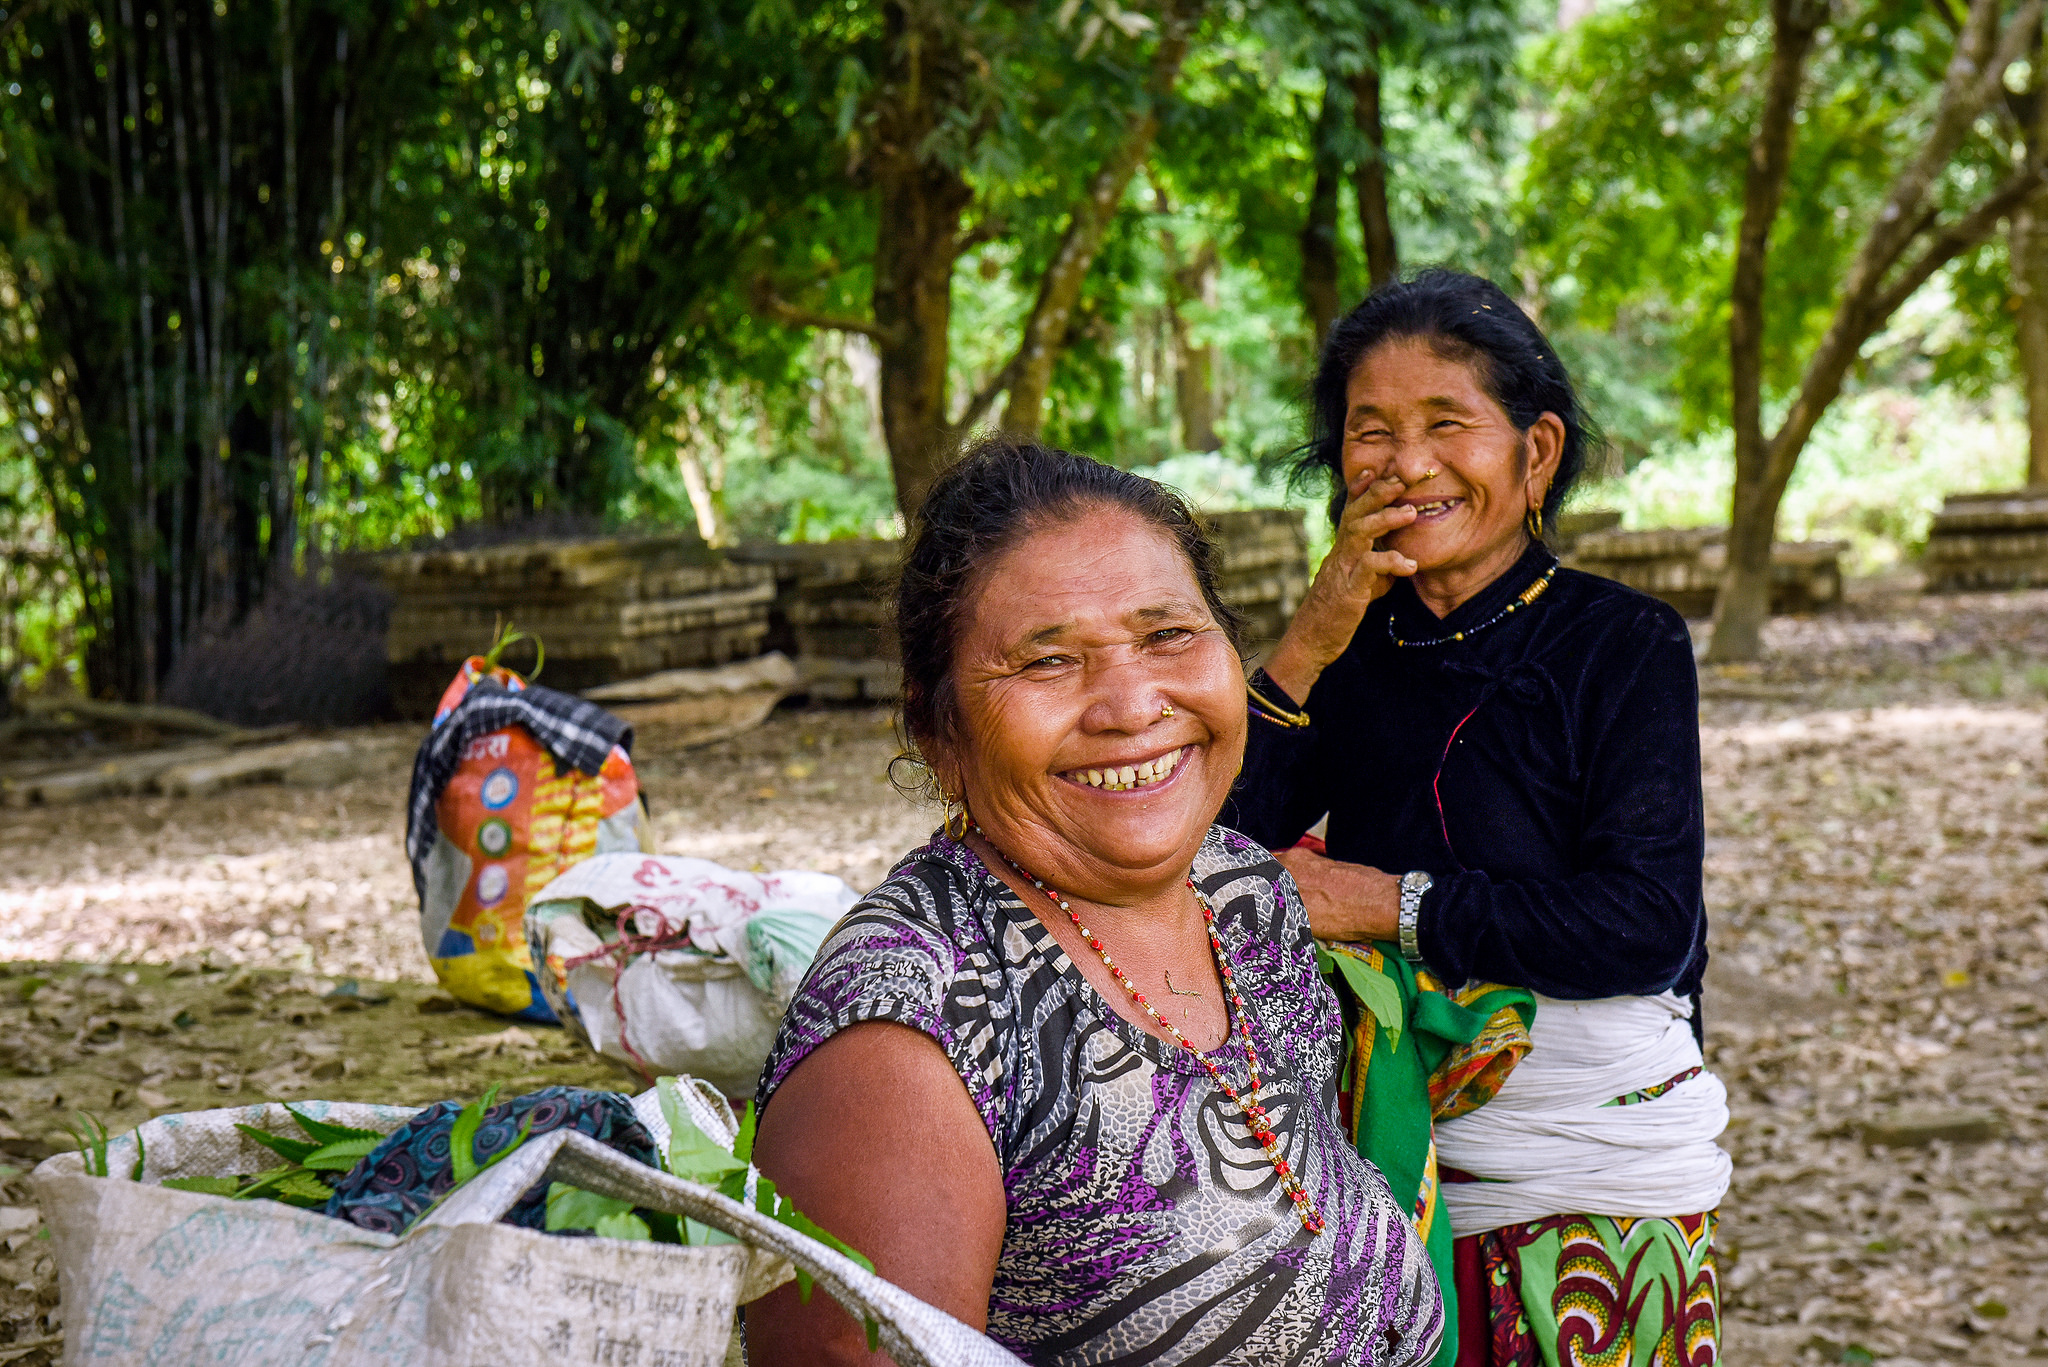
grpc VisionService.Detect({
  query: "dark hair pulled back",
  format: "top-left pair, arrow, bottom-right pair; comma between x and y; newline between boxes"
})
1296,269 -> 1599,529
891,435 -> 1244,801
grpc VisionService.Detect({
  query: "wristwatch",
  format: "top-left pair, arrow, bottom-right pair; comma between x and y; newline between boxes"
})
1397,871 -> 1433,965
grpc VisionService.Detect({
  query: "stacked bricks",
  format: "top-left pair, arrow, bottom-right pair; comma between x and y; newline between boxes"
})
1922,487 -> 2048,591
1566,527 -> 1844,618
376,534 -> 774,717
1200,508 -> 1312,654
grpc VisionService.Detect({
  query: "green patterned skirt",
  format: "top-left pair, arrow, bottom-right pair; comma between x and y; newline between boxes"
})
1451,1211 -> 1719,1366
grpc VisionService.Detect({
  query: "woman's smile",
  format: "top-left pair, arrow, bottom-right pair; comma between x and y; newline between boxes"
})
1060,742 -> 1191,793
1397,495 -> 1465,524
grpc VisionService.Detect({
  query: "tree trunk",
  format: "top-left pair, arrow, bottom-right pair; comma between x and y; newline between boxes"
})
1167,239 -> 1220,452
866,4 -> 973,517
871,159 -> 970,516
2013,199 -> 2048,486
1300,78 -> 1342,351
1707,0 -> 1824,664
999,3 -> 1196,435
118,0 -> 159,696
1711,0 -> 2040,661
1349,64 -> 1398,290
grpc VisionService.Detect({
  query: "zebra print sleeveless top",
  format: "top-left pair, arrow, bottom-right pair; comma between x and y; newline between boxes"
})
758,826 -> 1444,1366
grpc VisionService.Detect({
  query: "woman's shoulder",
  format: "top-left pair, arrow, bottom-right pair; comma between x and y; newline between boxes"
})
1545,567 -> 1698,670
1551,565 -> 1692,635
760,836 -> 1014,1129
810,836 -> 1007,973
1194,825 -> 1304,936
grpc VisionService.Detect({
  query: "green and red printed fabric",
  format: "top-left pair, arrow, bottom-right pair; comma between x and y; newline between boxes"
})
1321,940 -> 1536,1367
1451,1211 -> 1719,1367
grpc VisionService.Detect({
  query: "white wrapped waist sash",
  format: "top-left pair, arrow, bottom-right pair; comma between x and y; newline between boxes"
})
1434,991 -> 1732,1235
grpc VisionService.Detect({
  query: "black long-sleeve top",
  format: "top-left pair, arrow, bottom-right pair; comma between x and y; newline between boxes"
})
1222,541 -> 1708,1005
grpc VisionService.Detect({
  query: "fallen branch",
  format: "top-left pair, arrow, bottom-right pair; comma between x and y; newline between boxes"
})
23,694 -> 245,737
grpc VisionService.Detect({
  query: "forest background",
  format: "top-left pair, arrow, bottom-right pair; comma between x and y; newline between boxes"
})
5,0 -> 2048,703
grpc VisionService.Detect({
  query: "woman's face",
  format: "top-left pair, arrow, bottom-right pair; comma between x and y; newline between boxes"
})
942,504 -> 1247,902
1340,337 -> 1562,603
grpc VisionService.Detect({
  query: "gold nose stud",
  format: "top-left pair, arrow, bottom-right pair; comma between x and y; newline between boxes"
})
1161,704 -> 1175,719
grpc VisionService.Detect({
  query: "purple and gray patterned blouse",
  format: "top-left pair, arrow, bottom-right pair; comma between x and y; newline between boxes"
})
758,826 -> 1444,1366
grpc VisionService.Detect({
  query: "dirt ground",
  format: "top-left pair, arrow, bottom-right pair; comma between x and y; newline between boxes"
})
2,587 -> 2046,1365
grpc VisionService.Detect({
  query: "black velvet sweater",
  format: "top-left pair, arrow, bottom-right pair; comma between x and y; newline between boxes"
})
1223,541 -> 1708,1006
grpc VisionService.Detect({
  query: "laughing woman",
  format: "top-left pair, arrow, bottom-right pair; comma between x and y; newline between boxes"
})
746,439 -> 1443,1366
1225,272 -> 1731,1366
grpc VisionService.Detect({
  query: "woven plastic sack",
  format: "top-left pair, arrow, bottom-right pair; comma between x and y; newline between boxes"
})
526,853 -> 854,1096
417,657 -> 650,1019
32,1086 -> 1025,1367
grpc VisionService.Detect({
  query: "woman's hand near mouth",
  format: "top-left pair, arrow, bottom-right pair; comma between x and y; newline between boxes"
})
1262,472 -> 1418,705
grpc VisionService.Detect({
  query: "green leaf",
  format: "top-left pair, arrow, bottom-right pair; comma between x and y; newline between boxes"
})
161,1175 -> 241,1196
272,1171 -> 336,1207
656,1079 -> 747,1184
1327,949 -> 1404,1053
130,1126 -> 146,1182
284,1106 -> 385,1146
591,1210 -> 652,1242
448,1084 -> 501,1186
66,1112 -> 111,1178
545,1182 -> 635,1232
302,1135 -> 384,1172
682,1217 -> 737,1247
232,1165 -> 300,1201
732,1100 -> 758,1165
642,1211 -> 683,1244
235,1124 -> 320,1167
777,1207 -> 876,1275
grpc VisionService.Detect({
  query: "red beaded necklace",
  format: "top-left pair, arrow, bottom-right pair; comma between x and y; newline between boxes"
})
971,826 -> 1325,1236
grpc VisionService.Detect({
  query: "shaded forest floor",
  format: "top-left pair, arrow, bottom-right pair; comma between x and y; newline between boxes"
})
2,587 -> 2046,1365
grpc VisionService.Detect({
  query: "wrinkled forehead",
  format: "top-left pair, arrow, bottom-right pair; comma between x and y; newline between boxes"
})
954,505 -> 1206,655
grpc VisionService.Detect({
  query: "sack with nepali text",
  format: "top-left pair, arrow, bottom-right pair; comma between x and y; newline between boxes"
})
31,1087 -> 1027,1367
405,656 -> 651,1020
526,853 -> 855,1096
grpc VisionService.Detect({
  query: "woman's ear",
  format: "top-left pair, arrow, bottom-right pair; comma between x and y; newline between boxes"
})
1526,411 -> 1566,501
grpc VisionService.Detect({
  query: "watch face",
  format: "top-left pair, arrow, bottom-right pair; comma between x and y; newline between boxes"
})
1402,871 -> 1432,894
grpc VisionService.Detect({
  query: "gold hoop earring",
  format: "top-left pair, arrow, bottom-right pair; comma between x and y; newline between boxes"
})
1526,506 -> 1544,539
943,796 -> 971,841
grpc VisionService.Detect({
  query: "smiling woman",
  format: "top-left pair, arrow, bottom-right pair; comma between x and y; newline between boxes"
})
745,438 -> 1445,1367
1226,272 -> 1729,1367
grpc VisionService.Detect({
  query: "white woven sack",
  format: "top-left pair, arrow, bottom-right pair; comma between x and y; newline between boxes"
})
33,1092 -> 1024,1367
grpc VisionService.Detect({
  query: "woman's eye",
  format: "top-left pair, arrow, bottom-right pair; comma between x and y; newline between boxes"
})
1026,654 -> 1073,671
1147,627 -> 1191,645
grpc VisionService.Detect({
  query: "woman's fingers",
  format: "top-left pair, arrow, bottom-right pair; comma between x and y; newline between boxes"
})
1341,473 -> 1408,523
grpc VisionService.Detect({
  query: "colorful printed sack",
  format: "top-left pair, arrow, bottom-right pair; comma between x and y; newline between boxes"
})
406,656 -> 650,1020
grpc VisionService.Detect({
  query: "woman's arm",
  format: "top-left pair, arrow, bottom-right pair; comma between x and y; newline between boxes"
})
747,1022 -> 1008,1366
1227,476 -> 1413,849
1261,473 -> 1416,705
1420,611 -> 1706,997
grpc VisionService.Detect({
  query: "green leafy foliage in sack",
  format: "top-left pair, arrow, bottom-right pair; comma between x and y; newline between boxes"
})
544,1077 -> 880,1350
151,1088 -> 534,1211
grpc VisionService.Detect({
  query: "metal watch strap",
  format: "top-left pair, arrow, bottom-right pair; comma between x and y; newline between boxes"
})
1397,871 -> 1432,964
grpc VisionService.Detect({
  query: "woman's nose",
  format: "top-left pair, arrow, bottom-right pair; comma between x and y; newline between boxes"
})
1080,656 -> 1173,734
1389,449 -> 1437,485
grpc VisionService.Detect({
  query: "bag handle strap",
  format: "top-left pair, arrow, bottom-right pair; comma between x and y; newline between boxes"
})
413,1128 -> 1023,1367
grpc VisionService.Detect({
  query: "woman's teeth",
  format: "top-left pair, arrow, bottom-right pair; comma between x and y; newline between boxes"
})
1412,499 -> 1457,515
1071,747 -> 1184,792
